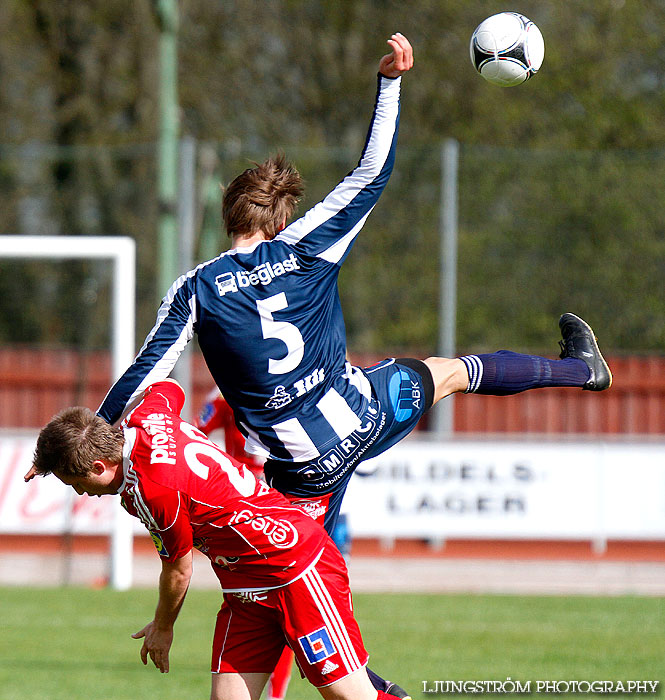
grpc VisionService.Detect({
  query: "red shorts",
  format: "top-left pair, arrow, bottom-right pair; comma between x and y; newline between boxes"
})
210,540 -> 368,688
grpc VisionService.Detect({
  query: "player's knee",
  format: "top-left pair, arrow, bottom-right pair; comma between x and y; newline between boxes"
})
211,672 -> 267,700
423,356 -> 469,403
317,668 -> 379,700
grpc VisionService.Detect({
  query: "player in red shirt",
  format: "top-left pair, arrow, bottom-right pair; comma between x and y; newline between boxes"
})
196,389 -> 294,700
26,380 -> 397,700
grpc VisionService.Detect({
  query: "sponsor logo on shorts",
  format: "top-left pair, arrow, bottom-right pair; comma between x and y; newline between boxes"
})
293,404 -> 387,492
298,627 -> 336,665
295,498 -> 328,521
315,415 -> 377,474
233,590 -> 268,603
320,660 -> 339,675
388,369 -> 422,422
215,254 -> 301,296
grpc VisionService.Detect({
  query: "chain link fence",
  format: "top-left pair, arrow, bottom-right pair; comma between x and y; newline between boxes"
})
1,139 -> 663,357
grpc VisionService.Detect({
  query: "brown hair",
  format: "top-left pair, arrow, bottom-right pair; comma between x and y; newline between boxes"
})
32,407 -> 124,478
222,154 -> 304,239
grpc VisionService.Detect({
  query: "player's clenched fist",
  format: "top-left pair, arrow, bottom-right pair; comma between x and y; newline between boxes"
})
379,32 -> 414,78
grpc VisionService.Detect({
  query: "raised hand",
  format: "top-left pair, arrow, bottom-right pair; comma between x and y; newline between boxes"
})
379,33 -> 414,78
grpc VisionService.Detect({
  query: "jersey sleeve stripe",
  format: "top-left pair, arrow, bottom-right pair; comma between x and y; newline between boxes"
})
158,492 -> 182,532
275,75 -> 401,262
126,320 -> 194,410
124,470 -> 158,530
97,273 -> 198,423
315,210 -> 372,264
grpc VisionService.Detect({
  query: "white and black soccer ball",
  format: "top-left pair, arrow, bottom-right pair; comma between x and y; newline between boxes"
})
470,12 -> 545,87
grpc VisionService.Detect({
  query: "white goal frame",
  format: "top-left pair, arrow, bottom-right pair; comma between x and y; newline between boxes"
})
0,235 -> 136,590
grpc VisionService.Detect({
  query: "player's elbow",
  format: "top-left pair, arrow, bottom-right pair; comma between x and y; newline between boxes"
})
162,552 -> 194,582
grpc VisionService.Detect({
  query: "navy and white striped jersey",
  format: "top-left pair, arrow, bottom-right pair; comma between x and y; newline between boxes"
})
98,74 -> 402,463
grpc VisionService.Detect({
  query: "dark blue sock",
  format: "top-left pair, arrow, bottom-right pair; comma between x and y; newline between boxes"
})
460,350 -> 590,395
367,667 -> 391,693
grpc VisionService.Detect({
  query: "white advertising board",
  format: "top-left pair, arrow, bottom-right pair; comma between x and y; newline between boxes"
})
343,439 -> 665,540
0,435 -> 138,535
1,434 -> 664,541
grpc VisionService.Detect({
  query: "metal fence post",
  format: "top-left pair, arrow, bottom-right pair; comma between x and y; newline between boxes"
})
172,135 -> 196,421
433,138 -> 459,438
155,0 -> 180,303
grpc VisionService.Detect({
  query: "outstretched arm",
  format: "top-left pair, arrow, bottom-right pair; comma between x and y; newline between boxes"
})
277,33 -> 414,262
97,278 -> 196,425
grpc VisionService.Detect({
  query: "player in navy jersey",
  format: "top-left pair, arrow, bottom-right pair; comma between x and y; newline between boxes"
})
96,31 -> 610,697
98,33 -> 417,699
98,31 -> 419,530
97,30 -> 610,528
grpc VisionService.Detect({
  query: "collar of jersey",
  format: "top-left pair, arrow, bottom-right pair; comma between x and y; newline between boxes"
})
118,427 -> 138,494
226,238 -> 267,256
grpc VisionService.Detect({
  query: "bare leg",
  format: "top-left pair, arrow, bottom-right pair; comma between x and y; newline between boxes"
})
211,672 -> 270,700
422,357 -> 469,404
318,667 -> 380,700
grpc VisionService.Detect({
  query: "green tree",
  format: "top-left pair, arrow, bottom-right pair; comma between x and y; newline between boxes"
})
0,0 -> 664,354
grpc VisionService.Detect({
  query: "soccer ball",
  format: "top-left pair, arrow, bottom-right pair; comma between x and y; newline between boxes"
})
470,12 -> 544,87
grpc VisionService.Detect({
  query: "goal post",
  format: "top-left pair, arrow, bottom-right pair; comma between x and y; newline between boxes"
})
0,235 -> 136,590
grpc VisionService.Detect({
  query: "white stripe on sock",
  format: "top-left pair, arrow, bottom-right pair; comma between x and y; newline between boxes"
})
461,355 -> 483,393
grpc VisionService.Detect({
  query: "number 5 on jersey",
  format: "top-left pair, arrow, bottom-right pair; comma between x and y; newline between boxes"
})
256,292 -> 305,375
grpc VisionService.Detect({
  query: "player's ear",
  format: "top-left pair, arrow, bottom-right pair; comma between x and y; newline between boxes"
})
90,459 -> 107,476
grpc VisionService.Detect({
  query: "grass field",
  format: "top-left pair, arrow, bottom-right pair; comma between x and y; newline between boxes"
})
0,586 -> 663,699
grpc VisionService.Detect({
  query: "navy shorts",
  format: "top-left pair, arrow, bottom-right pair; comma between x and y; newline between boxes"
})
264,358 -> 434,533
